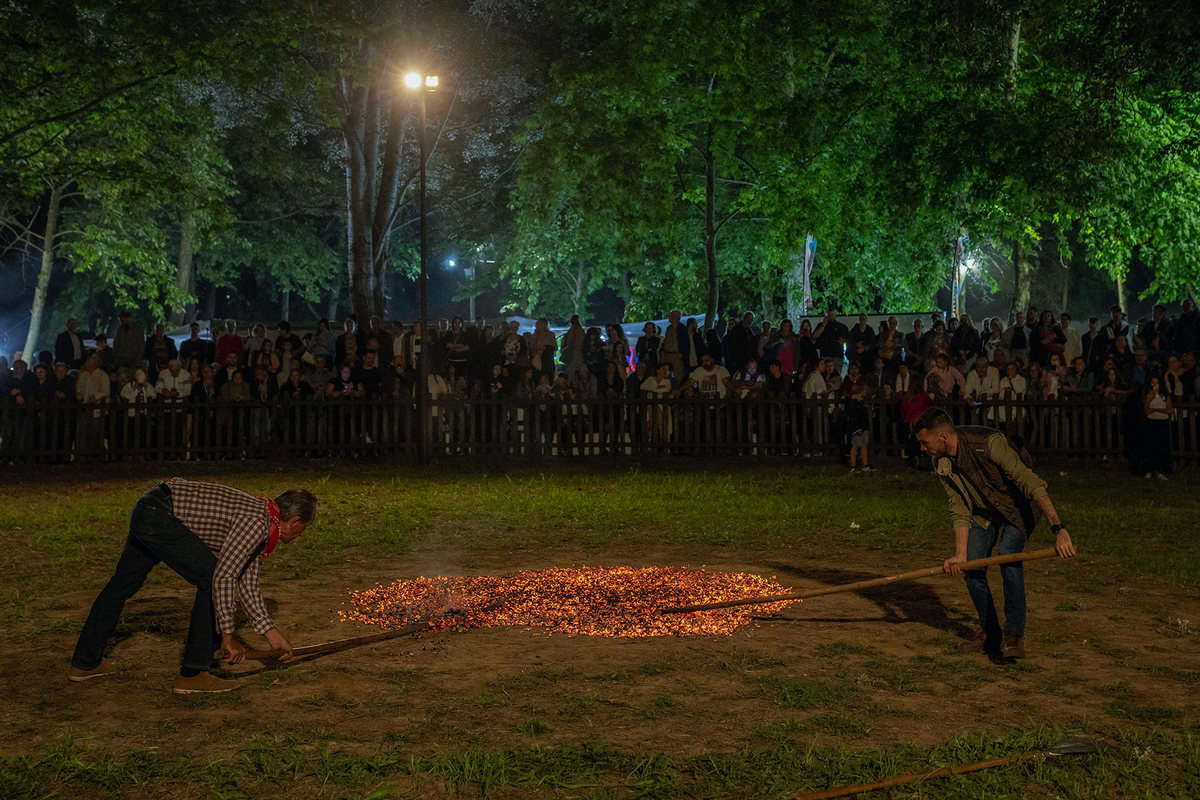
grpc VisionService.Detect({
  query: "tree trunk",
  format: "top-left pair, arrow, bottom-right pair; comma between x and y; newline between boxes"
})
281,288 -> 290,323
22,183 -> 62,360
170,211 -> 197,328
786,252 -> 804,321
203,283 -> 217,321
327,291 -> 340,322
1116,273 -> 1126,314
1059,252 -> 1070,315
703,125 -> 719,330
1010,238 -> 1032,321
760,267 -> 772,321
617,268 -> 631,320
337,45 -> 429,324
572,261 -> 586,321
1004,22 -> 1028,324
1005,19 -> 1021,105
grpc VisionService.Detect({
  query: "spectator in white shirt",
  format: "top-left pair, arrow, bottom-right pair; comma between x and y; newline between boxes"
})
681,353 -> 732,400
155,359 -> 193,402
964,356 -> 1000,402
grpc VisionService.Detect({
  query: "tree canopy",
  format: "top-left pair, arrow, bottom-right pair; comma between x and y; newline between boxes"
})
2,0 -> 1199,353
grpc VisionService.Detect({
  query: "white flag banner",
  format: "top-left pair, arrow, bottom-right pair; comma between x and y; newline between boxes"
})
951,235 -> 965,318
802,234 -> 816,314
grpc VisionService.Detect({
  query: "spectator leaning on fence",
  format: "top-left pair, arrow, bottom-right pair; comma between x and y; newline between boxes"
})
5,297 -> 1199,464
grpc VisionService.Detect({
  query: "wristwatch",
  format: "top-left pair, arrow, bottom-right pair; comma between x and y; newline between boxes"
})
1051,523 -> 1066,534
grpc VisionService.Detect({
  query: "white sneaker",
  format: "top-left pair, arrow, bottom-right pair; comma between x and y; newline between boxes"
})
1157,473 -> 1168,481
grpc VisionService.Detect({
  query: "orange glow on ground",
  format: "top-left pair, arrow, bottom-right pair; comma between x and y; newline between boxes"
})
339,566 -> 797,637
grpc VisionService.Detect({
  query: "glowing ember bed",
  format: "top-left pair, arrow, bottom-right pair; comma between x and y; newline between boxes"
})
340,566 -> 797,637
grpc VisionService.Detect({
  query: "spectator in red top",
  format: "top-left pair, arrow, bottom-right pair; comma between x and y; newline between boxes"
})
215,320 -> 244,366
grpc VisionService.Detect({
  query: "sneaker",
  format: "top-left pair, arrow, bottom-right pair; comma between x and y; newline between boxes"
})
172,672 -> 240,694
1144,473 -> 1153,479
68,659 -> 115,682
1001,633 -> 1026,659
861,465 -> 875,472
1156,473 -> 1168,481
849,467 -> 861,473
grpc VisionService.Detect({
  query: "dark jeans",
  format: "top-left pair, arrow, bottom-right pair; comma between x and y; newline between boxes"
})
72,484 -> 218,673
964,521 -> 1027,637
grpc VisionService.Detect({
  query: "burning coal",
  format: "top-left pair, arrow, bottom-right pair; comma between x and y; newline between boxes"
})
339,566 -> 797,637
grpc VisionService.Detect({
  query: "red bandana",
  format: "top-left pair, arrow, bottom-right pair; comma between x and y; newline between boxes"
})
260,496 -> 281,559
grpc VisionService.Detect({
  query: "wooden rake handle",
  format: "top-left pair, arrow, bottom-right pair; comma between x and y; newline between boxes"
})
657,547 -> 1062,615
795,751 -> 1041,800
233,599 -> 507,662
239,621 -> 432,662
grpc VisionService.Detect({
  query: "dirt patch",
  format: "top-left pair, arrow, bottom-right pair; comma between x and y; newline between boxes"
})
3,544 -> 1199,765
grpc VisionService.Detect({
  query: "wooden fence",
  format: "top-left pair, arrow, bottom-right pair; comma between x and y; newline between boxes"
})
0,395 -> 1195,465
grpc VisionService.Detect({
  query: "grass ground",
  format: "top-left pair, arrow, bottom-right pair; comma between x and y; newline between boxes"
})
0,458 -> 1198,798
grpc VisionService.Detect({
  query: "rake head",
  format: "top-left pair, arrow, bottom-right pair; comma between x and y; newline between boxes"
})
1046,736 -> 1101,757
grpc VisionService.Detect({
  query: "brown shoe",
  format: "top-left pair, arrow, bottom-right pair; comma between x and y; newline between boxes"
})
68,659 -> 115,682
1002,634 -> 1026,659
961,630 -> 1001,655
172,672 -> 240,694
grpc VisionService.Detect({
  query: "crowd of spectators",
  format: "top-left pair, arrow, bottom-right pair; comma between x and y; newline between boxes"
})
1,299 -> 1197,470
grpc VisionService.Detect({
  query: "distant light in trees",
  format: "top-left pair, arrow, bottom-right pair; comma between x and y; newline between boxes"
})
403,72 -> 422,89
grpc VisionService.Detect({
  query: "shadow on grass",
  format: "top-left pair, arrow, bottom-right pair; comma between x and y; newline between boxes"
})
764,562 -> 976,639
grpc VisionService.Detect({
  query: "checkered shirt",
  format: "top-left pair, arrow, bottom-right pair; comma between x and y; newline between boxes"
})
166,478 -> 274,635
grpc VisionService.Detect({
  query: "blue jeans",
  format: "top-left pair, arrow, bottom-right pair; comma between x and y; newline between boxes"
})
964,521 -> 1027,637
72,484 -> 219,674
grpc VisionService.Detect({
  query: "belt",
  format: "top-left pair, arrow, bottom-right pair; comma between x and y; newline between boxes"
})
144,481 -> 173,509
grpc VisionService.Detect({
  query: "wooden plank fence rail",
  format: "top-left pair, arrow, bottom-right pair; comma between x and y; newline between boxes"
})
0,395 -> 1195,464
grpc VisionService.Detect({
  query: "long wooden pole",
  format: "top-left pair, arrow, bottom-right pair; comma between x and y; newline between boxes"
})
795,751 -> 1041,800
236,599 -> 506,662
794,736 -> 1097,800
657,547 -> 1060,615
240,621 -> 431,662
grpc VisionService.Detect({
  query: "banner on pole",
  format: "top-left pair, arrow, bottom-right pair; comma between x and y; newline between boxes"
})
802,234 -> 816,314
951,234 -> 965,318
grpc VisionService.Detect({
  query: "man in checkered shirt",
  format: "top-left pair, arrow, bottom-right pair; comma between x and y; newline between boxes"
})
69,479 -> 318,694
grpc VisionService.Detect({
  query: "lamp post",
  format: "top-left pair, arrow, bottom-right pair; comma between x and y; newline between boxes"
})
463,263 -> 476,321
404,71 -> 437,462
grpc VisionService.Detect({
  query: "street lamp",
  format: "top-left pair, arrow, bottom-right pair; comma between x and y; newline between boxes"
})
463,263 -> 476,321
404,70 -> 438,462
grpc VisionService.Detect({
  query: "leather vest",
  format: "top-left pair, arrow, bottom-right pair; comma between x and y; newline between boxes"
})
943,426 -> 1037,535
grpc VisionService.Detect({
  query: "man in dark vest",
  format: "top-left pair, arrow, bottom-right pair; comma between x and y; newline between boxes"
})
911,408 -> 1076,659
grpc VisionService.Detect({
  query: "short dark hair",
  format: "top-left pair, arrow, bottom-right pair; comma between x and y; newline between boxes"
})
275,489 -> 318,523
911,407 -> 954,437
278,321 -> 291,332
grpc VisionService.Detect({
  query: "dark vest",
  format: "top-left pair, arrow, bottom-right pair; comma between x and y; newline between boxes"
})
942,426 -> 1038,535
